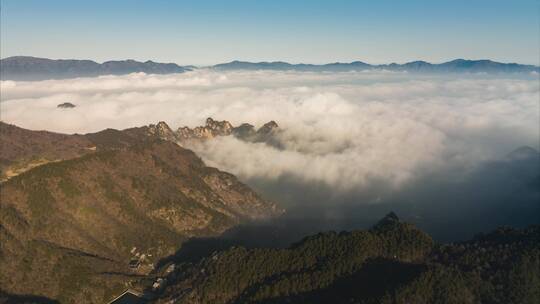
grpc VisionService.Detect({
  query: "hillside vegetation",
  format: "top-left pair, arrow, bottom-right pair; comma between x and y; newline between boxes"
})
0,124 -> 279,303
155,214 -> 540,304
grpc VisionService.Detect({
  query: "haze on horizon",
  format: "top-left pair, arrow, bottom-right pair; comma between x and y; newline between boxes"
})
1,0 -> 539,66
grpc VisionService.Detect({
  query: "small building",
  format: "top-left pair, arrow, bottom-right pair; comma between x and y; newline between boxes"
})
107,289 -> 146,304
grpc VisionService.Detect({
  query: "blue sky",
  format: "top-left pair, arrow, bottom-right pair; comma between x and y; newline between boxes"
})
1,0 -> 538,65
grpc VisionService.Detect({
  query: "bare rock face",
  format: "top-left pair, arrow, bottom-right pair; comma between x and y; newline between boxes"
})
257,120 -> 278,135
177,126 -> 195,139
148,121 -> 178,142
176,118 -> 235,140
253,120 -> 279,143
232,123 -> 256,140
147,118 -> 279,144
204,117 -> 234,136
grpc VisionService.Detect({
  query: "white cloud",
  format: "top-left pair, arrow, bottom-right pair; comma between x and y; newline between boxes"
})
1,70 -> 538,191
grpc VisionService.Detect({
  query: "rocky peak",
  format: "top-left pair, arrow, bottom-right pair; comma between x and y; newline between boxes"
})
151,118 -> 279,143
372,212 -> 401,231
257,120 -> 279,134
176,126 -> 194,139
232,123 -> 256,139
205,117 -> 234,136
156,121 -> 173,133
148,121 -> 177,141
206,117 -> 216,125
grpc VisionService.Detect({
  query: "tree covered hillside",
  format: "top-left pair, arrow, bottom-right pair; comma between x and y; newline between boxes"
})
155,214 -> 539,304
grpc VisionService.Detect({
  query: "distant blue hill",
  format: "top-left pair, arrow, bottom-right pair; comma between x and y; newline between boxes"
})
0,56 -> 190,80
213,59 -> 539,73
2,56 -> 538,81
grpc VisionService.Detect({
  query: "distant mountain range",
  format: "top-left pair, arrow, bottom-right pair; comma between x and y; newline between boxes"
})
1,56 -> 538,80
213,59 -> 540,73
0,56 -> 190,80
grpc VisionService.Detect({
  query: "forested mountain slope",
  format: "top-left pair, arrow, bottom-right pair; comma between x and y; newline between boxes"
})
0,123 -> 279,303
155,214 -> 540,304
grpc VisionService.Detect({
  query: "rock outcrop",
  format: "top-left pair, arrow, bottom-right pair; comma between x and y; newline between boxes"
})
177,118 -> 234,140
148,121 -> 177,142
145,118 -> 279,144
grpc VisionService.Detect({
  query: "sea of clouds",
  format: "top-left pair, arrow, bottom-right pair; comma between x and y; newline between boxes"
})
1,70 -> 538,194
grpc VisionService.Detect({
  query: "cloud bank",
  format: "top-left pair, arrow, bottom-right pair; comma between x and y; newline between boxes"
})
1,70 -> 538,193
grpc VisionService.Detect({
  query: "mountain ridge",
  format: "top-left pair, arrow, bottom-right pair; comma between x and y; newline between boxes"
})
0,56 -> 190,80
213,58 -> 539,73
2,56 -> 538,81
152,215 -> 540,304
127,118 -> 280,144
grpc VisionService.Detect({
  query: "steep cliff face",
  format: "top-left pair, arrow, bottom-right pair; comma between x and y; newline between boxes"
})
0,123 -> 281,303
